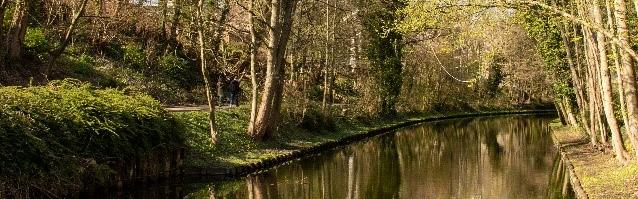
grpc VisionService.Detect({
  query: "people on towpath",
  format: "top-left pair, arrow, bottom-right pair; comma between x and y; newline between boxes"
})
228,78 -> 240,107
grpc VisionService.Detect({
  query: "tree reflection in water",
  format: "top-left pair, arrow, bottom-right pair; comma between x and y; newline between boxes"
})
122,115 -> 573,199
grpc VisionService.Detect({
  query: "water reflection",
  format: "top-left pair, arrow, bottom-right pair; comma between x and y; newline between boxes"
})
108,115 -> 575,198
547,156 -> 576,199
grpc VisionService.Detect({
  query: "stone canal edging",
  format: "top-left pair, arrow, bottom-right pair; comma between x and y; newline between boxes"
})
550,125 -> 590,199
183,109 -> 558,182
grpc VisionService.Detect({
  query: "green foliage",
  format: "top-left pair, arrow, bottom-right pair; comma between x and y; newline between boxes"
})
2,7 -> 11,27
0,79 -> 184,194
123,44 -> 146,69
62,55 -> 119,88
300,107 -> 336,132
478,54 -> 505,98
363,0 -> 406,116
517,7 -> 571,97
396,2 -> 439,34
175,108 -> 258,168
24,27 -> 51,59
69,54 -> 97,75
104,43 -> 125,60
159,54 -> 200,88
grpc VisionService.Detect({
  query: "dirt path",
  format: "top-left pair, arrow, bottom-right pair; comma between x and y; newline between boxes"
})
164,105 -> 235,112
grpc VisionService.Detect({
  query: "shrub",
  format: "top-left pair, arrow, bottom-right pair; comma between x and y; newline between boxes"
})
24,27 -> 51,60
159,54 -> 200,88
0,79 -> 184,196
62,55 -> 119,88
104,43 -> 124,60
293,104 -> 336,132
68,54 -> 96,75
122,44 -> 146,69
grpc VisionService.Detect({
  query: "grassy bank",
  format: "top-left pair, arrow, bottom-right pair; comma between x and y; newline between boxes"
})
0,80 -> 185,197
550,123 -> 638,198
175,106 -> 554,172
0,79 -> 553,197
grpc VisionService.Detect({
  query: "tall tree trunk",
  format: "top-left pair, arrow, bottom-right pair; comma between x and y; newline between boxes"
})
6,0 -> 29,63
614,0 -> 638,157
166,0 -> 180,54
250,0 -> 298,139
593,0 -> 630,163
557,101 -> 568,125
580,0 -> 608,146
583,27 -> 600,146
158,0 -> 169,52
561,19 -> 586,128
563,98 -> 580,127
570,4 -> 593,134
606,0 -> 630,127
196,0 -> 230,144
160,0 -> 168,37
0,0 -> 8,70
48,0 -> 90,74
322,0 -> 330,112
248,0 -> 259,135
250,0 -> 283,139
196,0 -> 217,144
583,0 -> 607,146
270,0 -> 298,129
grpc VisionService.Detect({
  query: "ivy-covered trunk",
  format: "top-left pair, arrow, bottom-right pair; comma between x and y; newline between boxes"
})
362,0 -> 406,117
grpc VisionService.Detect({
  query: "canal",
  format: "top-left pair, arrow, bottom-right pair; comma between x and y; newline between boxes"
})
107,115 -> 575,198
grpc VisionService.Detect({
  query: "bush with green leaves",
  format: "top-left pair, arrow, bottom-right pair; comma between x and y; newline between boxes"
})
24,27 -> 51,60
0,79 -> 184,196
159,54 -> 200,88
122,44 -> 146,69
61,55 -> 119,88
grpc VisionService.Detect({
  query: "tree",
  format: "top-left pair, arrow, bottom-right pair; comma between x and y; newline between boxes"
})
249,0 -> 298,139
613,0 -> 638,157
362,0 -> 406,116
591,0 -> 629,163
248,0 -> 259,136
5,0 -> 29,63
48,0 -> 91,74
0,0 -> 9,70
197,0 -> 231,144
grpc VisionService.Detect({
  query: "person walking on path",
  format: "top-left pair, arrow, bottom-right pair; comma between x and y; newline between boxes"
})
217,80 -> 224,105
228,78 -> 240,106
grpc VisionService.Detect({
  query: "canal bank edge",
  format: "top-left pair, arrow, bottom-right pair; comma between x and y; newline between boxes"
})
549,124 -> 590,199
183,110 -> 558,182
550,124 -> 638,199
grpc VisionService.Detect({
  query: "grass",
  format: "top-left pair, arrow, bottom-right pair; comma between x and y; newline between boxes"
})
551,123 -> 638,198
174,106 -> 392,168
173,106 -> 543,170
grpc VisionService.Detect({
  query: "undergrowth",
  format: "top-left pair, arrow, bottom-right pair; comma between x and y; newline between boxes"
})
0,79 -> 185,197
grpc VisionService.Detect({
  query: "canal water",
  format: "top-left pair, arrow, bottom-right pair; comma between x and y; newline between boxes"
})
110,115 -> 575,198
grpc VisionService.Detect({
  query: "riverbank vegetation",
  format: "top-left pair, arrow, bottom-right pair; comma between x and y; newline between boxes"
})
516,0 -> 638,195
1,0 -> 637,197
177,106 -> 551,170
0,80 -> 184,197
552,124 -> 638,198
509,0 -> 638,166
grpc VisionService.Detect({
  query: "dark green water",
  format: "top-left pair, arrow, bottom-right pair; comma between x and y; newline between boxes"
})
106,115 -> 575,199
